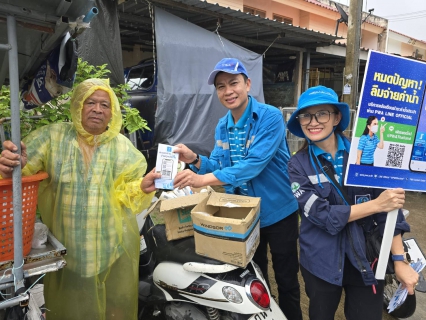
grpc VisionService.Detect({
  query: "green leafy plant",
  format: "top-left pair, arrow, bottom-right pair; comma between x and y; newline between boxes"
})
0,58 -> 150,139
0,86 -> 40,138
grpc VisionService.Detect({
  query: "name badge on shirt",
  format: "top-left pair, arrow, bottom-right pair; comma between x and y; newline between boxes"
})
355,194 -> 371,204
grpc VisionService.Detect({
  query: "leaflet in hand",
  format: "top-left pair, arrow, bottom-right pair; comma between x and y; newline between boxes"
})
387,259 -> 426,313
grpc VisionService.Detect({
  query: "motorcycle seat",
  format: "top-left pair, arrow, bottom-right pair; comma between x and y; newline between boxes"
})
150,224 -> 224,265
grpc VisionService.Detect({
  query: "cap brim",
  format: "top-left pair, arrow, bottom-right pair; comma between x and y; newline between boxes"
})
207,70 -> 220,85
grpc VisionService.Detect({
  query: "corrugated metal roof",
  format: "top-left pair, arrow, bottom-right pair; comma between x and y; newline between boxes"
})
305,0 -> 337,11
184,0 -> 337,38
334,41 -> 370,52
304,0 -> 384,29
118,0 -> 341,57
0,0 -> 94,85
390,29 -> 426,45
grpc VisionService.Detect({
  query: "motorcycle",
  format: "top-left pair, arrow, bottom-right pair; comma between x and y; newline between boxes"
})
138,215 -> 287,320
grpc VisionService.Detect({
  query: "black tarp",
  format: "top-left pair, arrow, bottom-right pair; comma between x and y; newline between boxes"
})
76,0 -> 124,85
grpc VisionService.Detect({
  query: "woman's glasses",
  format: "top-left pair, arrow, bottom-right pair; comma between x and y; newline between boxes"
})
296,110 -> 336,126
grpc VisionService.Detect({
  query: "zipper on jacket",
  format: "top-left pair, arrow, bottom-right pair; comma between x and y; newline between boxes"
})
244,123 -> 253,156
346,226 -> 366,273
338,233 -> 343,272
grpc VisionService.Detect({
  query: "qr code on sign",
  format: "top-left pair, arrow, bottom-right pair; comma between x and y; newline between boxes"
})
385,144 -> 405,168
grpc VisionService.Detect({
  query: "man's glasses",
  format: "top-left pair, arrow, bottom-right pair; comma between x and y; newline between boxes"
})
296,110 -> 336,126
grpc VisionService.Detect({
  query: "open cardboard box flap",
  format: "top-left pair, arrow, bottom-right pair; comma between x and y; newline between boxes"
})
144,186 -> 214,241
160,192 -> 209,211
206,192 -> 260,208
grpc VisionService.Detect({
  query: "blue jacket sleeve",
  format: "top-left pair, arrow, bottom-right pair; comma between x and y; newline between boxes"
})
191,123 -> 226,174
288,154 -> 351,235
193,109 -> 285,187
212,110 -> 284,187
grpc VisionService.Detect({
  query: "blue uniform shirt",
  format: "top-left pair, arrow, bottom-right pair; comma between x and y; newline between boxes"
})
312,134 -> 346,184
192,95 -> 298,228
358,134 -> 380,164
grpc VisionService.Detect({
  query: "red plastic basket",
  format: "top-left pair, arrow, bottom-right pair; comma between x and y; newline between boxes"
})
0,172 -> 48,262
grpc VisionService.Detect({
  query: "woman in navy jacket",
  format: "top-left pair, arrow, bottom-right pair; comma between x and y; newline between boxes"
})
287,86 -> 418,320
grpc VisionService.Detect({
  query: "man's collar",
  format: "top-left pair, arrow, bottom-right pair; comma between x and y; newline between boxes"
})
227,96 -> 252,129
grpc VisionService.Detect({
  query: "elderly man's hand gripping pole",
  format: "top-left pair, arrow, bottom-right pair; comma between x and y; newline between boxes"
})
0,141 -> 27,179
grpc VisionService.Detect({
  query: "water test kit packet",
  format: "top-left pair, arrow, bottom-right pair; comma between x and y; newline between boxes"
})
155,143 -> 179,190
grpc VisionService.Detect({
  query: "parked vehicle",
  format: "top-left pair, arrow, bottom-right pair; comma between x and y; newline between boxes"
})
138,215 -> 287,320
124,59 -> 157,171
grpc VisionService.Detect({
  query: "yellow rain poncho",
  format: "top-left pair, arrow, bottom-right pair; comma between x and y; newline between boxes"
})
22,79 -> 154,320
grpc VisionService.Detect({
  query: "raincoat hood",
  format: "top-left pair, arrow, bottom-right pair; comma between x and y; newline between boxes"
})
70,78 -> 122,146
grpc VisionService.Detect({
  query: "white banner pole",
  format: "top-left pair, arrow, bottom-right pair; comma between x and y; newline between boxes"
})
375,209 -> 398,280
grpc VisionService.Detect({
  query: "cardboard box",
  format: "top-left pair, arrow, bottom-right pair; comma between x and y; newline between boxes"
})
191,193 -> 261,267
145,188 -> 212,241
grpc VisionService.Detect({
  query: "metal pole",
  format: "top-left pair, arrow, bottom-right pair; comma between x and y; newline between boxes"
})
7,15 -> 25,291
0,293 -> 29,309
0,44 -> 12,51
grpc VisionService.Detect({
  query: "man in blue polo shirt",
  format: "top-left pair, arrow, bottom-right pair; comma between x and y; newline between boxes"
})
174,58 -> 302,320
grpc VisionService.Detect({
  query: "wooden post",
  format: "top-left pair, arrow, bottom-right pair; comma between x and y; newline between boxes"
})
342,0 -> 362,130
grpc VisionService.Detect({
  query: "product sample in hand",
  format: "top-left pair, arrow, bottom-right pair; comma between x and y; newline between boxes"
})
387,238 -> 426,313
155,144 -> 180,190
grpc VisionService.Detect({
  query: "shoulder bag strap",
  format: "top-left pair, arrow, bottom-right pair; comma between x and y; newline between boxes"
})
316,155 -> 371,227
316,155 -> 352,205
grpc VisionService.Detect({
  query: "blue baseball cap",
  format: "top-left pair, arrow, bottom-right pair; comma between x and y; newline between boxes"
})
287,86 -> 350,138
207,58 -> 249,85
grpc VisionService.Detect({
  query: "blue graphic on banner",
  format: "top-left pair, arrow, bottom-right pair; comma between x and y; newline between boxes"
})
347,164 -> 426,190
345,51 -> 426,192
358,53 -> 424,126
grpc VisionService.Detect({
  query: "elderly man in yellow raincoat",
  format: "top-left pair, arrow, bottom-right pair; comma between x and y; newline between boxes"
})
0,78 -> 160,319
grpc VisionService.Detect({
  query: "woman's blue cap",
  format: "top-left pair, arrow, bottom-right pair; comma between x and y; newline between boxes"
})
287,85 -> 350,138
207,58 -> 249,85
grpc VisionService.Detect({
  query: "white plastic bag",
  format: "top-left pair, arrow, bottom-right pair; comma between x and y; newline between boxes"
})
32,222 -> 49,249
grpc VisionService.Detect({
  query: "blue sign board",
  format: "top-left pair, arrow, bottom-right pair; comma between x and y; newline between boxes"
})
345,51 -> 426,192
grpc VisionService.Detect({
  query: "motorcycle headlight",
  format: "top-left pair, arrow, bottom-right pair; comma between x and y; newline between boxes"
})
222,286 -> 243,304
